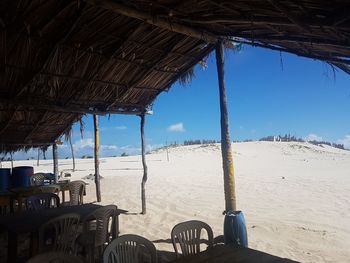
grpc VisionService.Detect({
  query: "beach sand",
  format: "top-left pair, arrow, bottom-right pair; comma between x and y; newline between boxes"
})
4,141 -> 350,262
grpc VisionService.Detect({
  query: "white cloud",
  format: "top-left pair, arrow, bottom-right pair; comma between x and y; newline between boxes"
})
167,123 -> 185,132
146,143 -> 163,152
57,144 -> 68,149
101,145 -> 118,151
120,145 -> 141,155
100,126 -> 127,132
73,138 -> 94,149
305,133 -> 323,142
337,135 -> 350,149
72,138 -> 119,157
115,126 -> 127,130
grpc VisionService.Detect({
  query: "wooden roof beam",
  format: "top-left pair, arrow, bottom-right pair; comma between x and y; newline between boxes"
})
234,39 -> 350,70
0,142 -> 52,146
268,0 -> 312,33
85,0 -> 219,43
0,98 -> 149,116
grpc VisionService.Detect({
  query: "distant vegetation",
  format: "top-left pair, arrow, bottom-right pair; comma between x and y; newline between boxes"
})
120,152 -> 129,157
184,139 -> 219,145
81,155 -> 93,159
153,135 -> 347,153
308,141 -> 345,150
259,134 -> 345,150
259,134 -> 304,142
0,156 -> 11,162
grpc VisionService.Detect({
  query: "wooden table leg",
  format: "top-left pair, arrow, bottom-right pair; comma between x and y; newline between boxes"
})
29,231 -> 39,257
114,214 -> 120,238
61,190 -> 65,203
17,196 -> 23,212
9,197 -> 14,214
8,230 -> 18,263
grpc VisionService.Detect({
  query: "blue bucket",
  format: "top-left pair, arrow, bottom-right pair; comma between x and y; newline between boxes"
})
12,166 -> 33,188
224,211 -> 248,247
0,168 -> 11,191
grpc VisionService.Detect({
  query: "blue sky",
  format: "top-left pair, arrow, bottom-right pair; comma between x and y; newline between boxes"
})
11,45 -> 350,159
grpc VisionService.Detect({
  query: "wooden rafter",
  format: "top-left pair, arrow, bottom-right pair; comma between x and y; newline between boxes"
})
0,97 -> 147,115
267,0 -> 311,33
235,39 -> 350,66
101,32 -> 197,60
157,43 -> 215,95
67,22 -> 151,107
15,2 -> 86,97
0,142 -> 52,146
85,0 -> 219,43
49,115 -> 80,144
0,109 -> 17,136
67,44 -> 180,74
24,111 -> 49,142
109,35 -> 186,108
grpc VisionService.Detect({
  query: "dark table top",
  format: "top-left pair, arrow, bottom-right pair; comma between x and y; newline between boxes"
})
0,203 -> 128,234
172,244 -> 299,263
0,191 -> 14,197
9,184 -> 61,194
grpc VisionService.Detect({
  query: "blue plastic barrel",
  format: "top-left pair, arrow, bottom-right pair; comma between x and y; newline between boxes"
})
0,168 -> 11,191
11,166 -> 33,188
224,211 -> 248,247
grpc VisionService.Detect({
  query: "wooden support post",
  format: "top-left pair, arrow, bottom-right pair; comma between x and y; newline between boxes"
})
94,114 -> 102,202
52,143 -> 58,183
37,149 -> 40,166
69,135 -> 75,172
165,139 -> 170,162
140,113 -> 148,214
10,152 -> 13,170
215,40 -> 237,212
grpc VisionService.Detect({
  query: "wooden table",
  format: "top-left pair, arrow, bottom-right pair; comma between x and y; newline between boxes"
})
0,203 -> 128,262
172,244 -> 298,263
9,185 -> 61,212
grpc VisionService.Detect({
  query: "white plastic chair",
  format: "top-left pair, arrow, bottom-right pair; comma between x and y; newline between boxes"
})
27,251 -> 84,263
31,173 -> 46,186
171,220 -> 213,258
67,180 -> 85,206
103,234 -> 157,263
38,213 -> 80,253
78,205 -> 117,262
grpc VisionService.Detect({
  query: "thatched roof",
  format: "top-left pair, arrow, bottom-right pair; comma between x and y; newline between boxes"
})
1,0 -> 350,152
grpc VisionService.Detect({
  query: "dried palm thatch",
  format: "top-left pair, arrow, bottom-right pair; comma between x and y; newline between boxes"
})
0,0 -> 349,152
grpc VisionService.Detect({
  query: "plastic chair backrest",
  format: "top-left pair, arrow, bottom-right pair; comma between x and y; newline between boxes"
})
27,251 -> 84,263
171,220 -> 214,258
103,234 -> 157,263
68,180 -> 85,205
0,196 -> 11,215
26,193 -> 60,210
39,213 -> 80,253
83,205 -> 117,247
31,173 -> 46,186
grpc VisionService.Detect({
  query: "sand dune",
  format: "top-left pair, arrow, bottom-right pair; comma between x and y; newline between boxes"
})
4,141 -> 350,262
